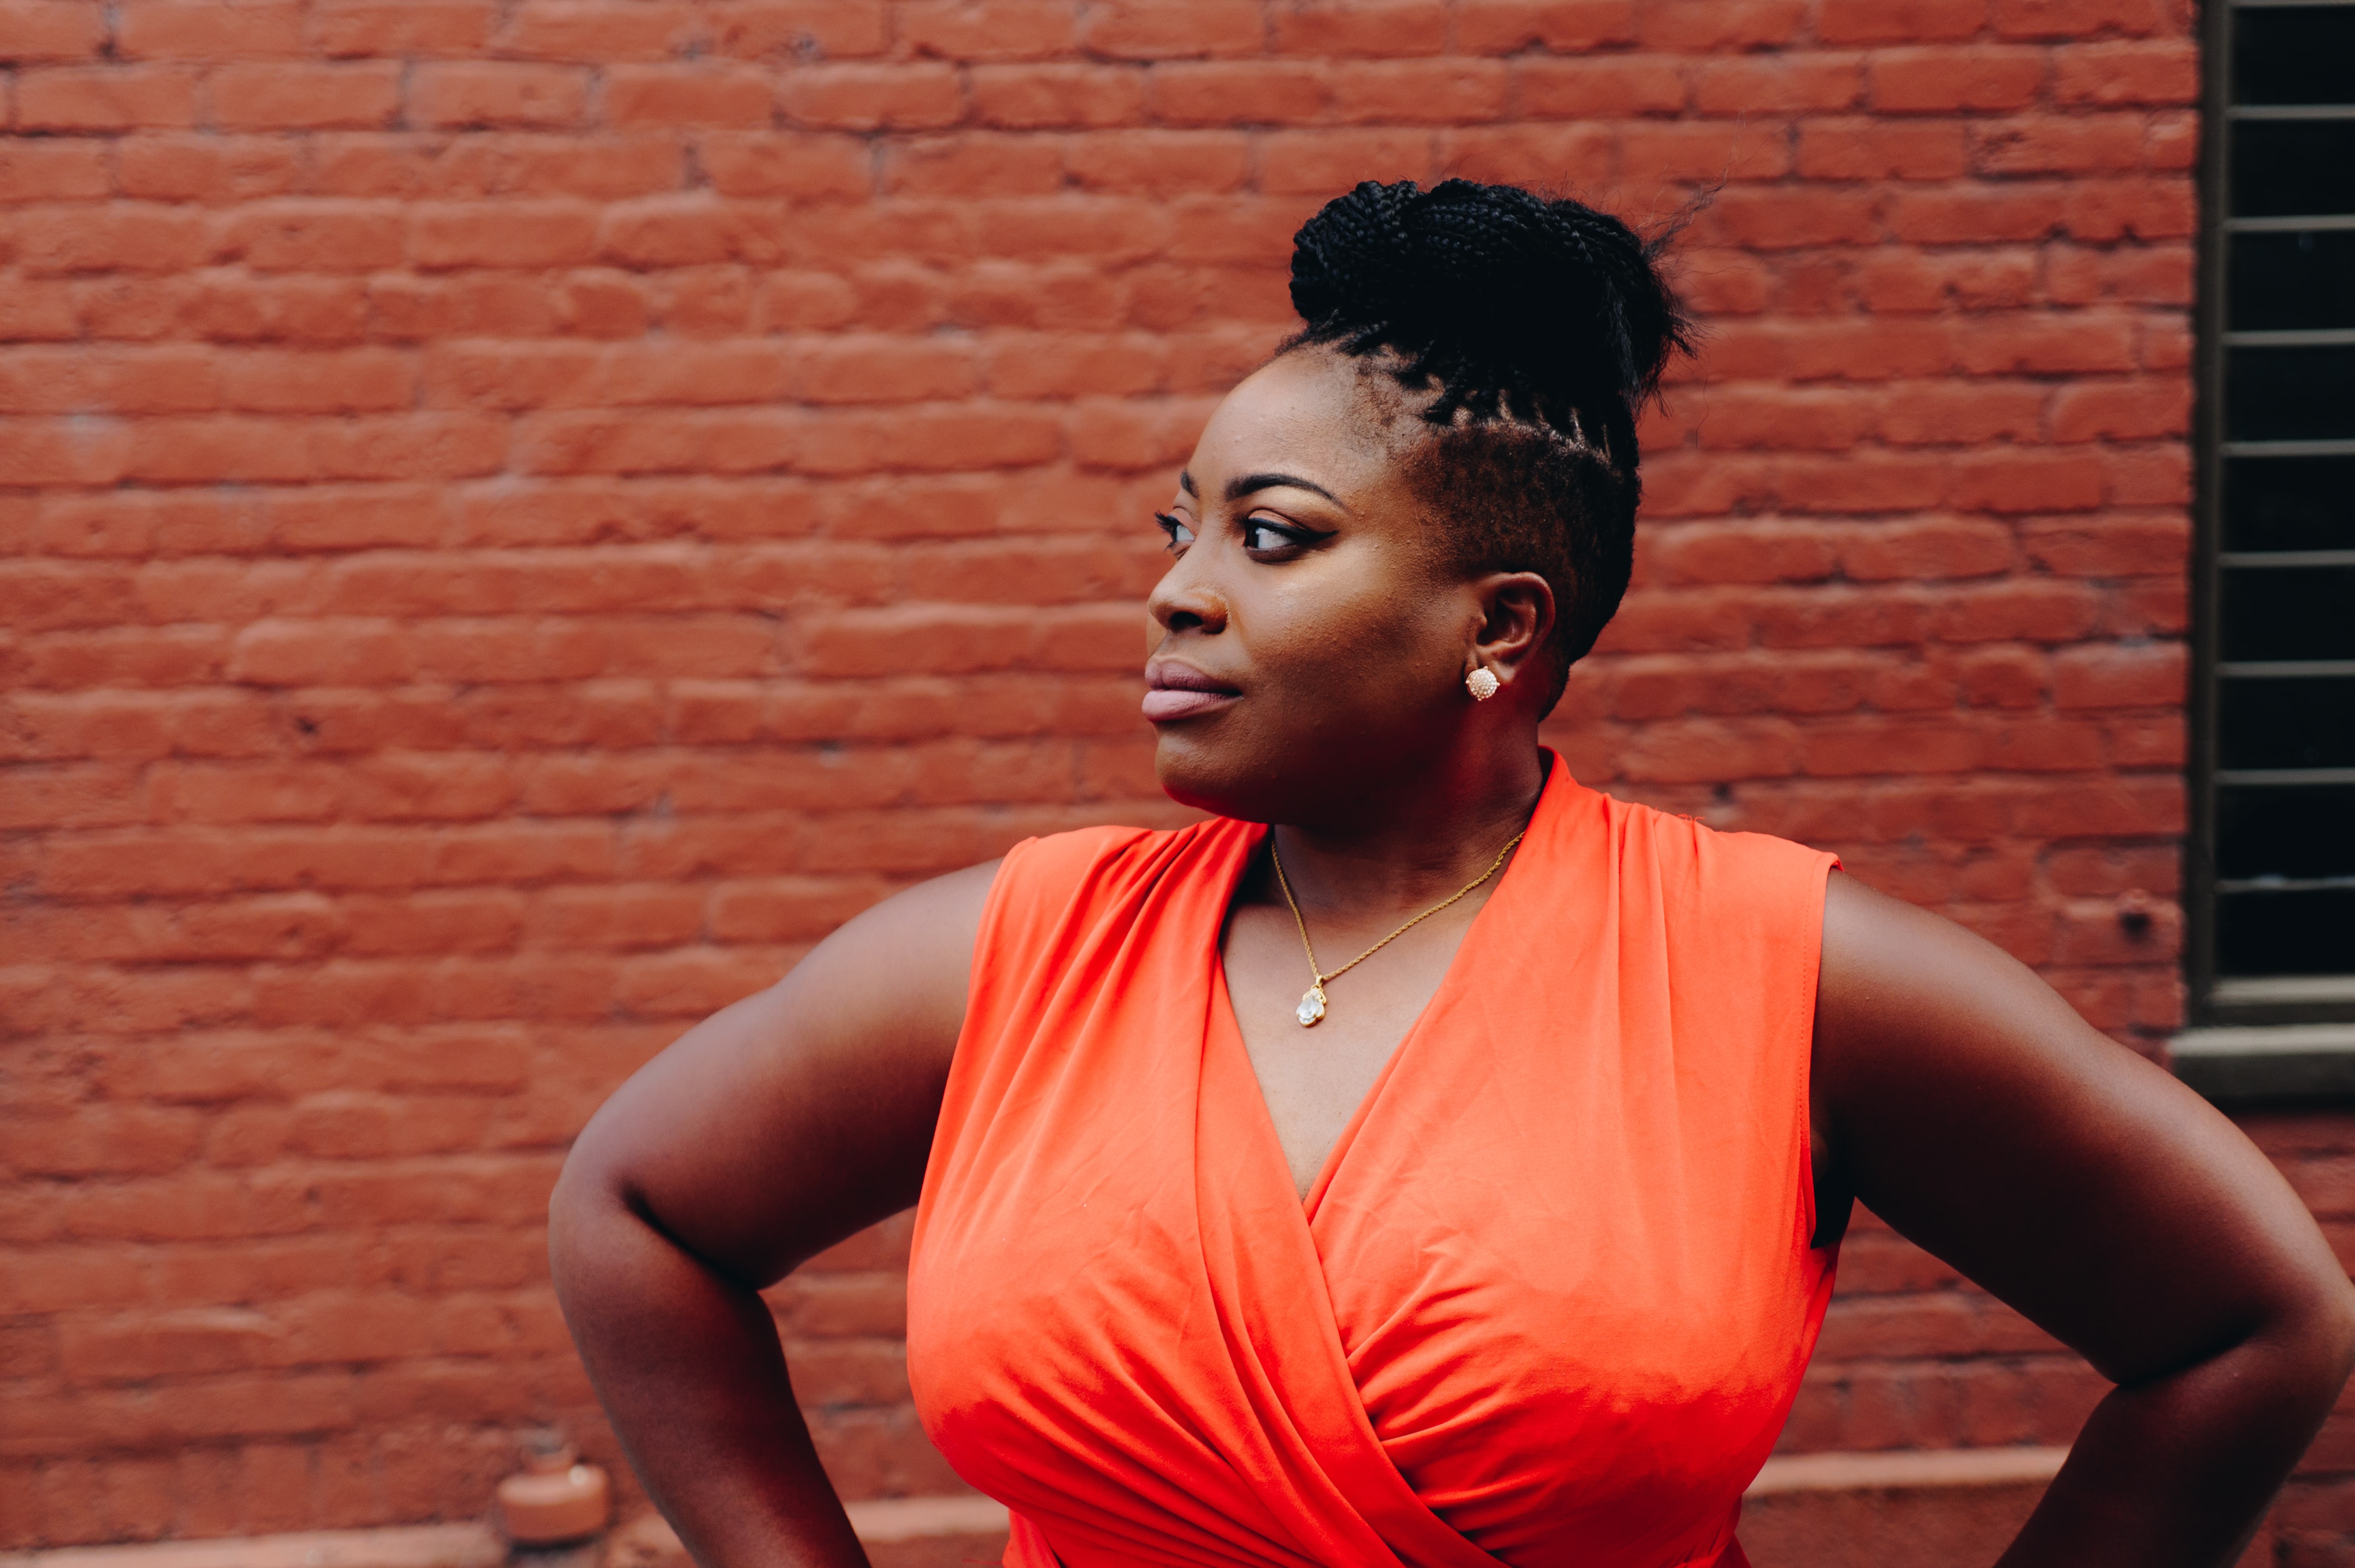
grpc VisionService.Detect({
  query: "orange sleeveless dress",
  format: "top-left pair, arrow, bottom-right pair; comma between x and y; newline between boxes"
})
907,754 -> 1839,1568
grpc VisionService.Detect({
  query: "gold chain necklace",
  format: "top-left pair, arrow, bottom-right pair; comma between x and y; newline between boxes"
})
1269,829 -> 1526,1027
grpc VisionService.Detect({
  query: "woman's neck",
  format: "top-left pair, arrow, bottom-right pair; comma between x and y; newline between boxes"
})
1260,739 -> 1550,917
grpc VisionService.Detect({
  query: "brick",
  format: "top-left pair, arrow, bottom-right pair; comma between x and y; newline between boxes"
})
603,64 -> 777,127
1796,118 -> 1970,180
1950,451 -> 2108,514
1066,130 -> 1251,195
224,199 -> 406,271
1147,61 -> 1333,126
2021,514 -> 2187,576
2048,378 -> 2189,442
204,63 -> 402,129
1874,382 -> 2044,446
1432,123 -> 1613,189
113,133 -> 301,202
696,131 -> 870,199
898,0 -> 1077,60
1973,113 -> 2149,176
117,1 -> 304,58
2059,175 -> 2195,242
1869,46 -> 2046,111
2145,109 -> 2196,173
410,63 -> 590,129
598,197 -> 787,268
1272,0 -> 1448,56
779,64 -> 964,131
6,1105 -> 207,1179
0,418 -> 134,485
707,0 -> 890,60
880,134 -> 1057,203
1633,0 -> 1807,48
1885,185 -> 2069,243
1953,644 -> 2048,708
16,66 -> 201,129
1992,0 -> 2167,40
1454,0 -> 1635,52
1690,56 -> 1863,115
0,139 -> 109,201
1624,121 -> 1795,183
2053,642 -> 2185,710
16,202 -> 217,276
1074,0 -> 1263,59
1511,56 -> 1686,117
1934,579 -> 2106,642
0,2 -> 110,62
411,201 -> 599,269
2052,40 -> 2196,106
0,345 -> 211,415
978,332 -> 1170,399
513,409 -> 799,475
1698,188 -> 1882,248
1957,314 -> 2138,376
1651,522 -> 1841,584
0,278 -> 82,339
216,348 -> 417,416
308,1 -> 496,56
969,63 -> 1147,128
1328,59 -> 1511,124
1816,0 -> 1989,42
496,0 -> 701,61
958,196 -> 1169,264
1851,248 -> 2037,312
1691,388 -> 1872,451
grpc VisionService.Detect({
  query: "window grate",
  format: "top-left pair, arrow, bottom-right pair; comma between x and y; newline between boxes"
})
2192,0 -> 2355,1021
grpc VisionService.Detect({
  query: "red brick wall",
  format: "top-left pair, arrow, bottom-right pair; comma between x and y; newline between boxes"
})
10,0 -> 2332,1555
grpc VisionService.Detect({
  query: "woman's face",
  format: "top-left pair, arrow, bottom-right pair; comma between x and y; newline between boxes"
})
1143,346 -> 1497,825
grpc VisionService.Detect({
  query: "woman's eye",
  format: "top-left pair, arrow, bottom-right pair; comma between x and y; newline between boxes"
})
1242,517 -> 1308,552
1155,513 -> 1195,551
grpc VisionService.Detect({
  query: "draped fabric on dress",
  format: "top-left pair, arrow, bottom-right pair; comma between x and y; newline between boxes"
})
906,754 -> 1839,1568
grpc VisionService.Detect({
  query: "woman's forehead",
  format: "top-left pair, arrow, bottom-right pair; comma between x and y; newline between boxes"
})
1180,349 -> 1402,504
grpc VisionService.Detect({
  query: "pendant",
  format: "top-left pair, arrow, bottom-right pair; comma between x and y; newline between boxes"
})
1296,985 -> 1327,1028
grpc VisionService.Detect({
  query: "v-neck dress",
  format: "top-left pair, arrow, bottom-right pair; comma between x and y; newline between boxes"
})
906,755 -> 1840,1568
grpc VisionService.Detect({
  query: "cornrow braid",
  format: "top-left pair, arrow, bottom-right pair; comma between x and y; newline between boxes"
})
1283,179 -> 1696,703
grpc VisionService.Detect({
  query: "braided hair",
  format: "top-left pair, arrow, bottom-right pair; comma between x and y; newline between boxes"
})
1284,178 -> 1693,708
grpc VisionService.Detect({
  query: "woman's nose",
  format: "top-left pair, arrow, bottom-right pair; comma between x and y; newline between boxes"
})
1147,556 -> 1228,636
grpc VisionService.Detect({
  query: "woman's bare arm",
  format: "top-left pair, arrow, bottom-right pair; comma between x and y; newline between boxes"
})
1813,871 -> 2355,1568
547,861 -> 997,1568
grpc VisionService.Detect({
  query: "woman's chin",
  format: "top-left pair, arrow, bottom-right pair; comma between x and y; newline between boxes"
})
1152,732 -> 1270,821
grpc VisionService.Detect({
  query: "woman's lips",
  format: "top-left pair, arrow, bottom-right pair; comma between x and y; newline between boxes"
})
1142,687 -> 1238,721
1142,663 -> 1240,722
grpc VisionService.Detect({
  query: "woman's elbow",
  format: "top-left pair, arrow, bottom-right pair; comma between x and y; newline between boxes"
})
2258,1258 -> 2355,1408
2306,1267 -> 2355,1390
547,1125 -> 634,1289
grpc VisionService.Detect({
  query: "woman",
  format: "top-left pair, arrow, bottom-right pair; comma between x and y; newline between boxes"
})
548,180 -> 2355,1568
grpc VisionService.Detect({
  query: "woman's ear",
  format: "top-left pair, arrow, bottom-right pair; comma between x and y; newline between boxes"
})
1467,571 -> 1556,695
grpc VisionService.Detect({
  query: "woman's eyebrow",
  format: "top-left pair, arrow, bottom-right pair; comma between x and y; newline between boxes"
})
1226,471 -> 1346,508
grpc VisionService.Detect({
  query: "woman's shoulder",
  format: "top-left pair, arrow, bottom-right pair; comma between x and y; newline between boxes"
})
1543,787 -> 1841,977
986,815 -> 1250,930
1579,786 -> 1836,889
997,820 -> 1182,885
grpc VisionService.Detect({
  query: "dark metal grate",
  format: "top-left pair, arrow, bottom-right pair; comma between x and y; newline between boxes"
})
2194,0 -> 2355,1018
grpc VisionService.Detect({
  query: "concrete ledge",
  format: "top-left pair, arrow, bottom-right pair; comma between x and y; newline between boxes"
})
2,1453 -> 2076,1568
842,1496 -> 1010,1543
0,1526 -> 507,1568
1746,1445 -> 2067,1495
2173,1023 -> 2355,1104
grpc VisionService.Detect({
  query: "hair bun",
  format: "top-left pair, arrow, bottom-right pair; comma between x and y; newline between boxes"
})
1288,179 -> 1690,453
